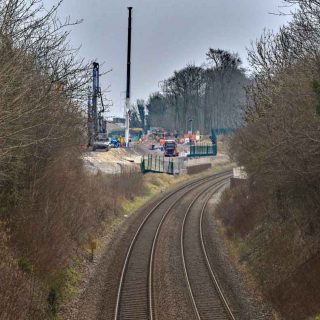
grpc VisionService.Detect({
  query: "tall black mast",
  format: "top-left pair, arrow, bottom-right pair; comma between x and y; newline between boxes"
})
125,7 -> 133,146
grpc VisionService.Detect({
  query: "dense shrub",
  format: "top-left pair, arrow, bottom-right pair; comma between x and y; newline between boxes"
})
0,1 -> 146,318
216,183 -> 264,238
226,1 -> 320,318
229,0 -> 320,249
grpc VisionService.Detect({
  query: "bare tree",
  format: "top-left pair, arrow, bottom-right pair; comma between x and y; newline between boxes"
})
231,0 -> 320,234
0,1 -> 92,318
146,52 -> 249,134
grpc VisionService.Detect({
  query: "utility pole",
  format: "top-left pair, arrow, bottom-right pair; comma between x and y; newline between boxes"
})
125,7 -> 133,147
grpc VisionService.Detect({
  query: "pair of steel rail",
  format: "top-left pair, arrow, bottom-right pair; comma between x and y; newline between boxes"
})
114,171 -> 236,320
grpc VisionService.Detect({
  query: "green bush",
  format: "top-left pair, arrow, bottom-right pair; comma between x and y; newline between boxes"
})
18,257 -> 33,274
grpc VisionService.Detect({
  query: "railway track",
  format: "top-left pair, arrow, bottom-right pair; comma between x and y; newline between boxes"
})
181,179 -> 237,320
114,171 -> 233,320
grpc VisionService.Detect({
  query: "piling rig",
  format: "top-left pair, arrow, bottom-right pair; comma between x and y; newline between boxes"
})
88,62 -> 109,149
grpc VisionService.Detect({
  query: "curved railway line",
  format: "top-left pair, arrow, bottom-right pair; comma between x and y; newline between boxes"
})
114,171 -> 235,320
181,181 -> 237,320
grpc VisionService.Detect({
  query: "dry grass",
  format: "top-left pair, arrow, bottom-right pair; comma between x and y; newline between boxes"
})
216,184 -> 320,319
1,153 -> 145,319
0,223 -> 33,320
215,183 -> 264,238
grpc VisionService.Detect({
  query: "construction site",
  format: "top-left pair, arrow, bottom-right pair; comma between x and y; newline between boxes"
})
86,56 -> 227,176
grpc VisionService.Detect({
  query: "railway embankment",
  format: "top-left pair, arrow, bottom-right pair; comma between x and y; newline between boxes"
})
214,181 -> 320,320
221,2 -> 320,319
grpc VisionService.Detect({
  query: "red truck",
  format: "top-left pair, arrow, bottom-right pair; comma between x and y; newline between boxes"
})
163,140 -> 179,157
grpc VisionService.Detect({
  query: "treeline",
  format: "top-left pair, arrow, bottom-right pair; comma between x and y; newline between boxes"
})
144,50 -> 250,134
232,0 -> 320,227
0,1 -> 144,319
221,0 -> 320,318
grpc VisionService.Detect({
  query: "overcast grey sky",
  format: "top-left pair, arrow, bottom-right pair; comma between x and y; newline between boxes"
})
44,0 -> 292,117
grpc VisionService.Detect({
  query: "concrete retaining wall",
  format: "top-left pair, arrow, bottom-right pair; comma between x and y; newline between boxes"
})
187,163 -> 212,175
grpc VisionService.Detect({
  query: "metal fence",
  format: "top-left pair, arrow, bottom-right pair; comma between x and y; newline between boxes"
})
141,155 -> 183,175
188,143 -> 217,157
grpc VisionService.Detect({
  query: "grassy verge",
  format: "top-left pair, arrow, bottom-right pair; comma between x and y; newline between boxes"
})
122,161 -> 234,217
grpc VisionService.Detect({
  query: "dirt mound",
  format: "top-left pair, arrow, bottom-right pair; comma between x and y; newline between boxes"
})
83,148 -> 142,174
